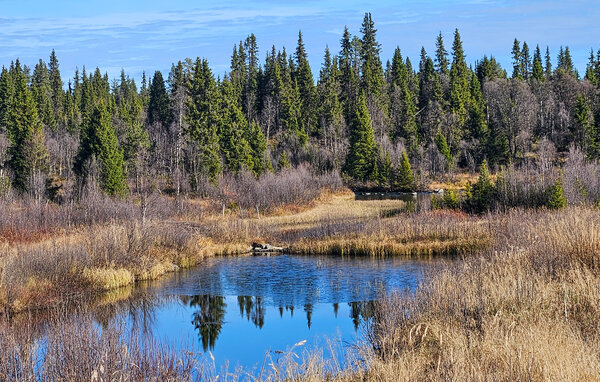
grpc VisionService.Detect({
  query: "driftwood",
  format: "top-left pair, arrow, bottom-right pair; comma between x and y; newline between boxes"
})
251,242 -> 284,255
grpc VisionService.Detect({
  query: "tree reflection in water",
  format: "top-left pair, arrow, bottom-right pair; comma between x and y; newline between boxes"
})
237,296 -> 266,328
189,295 -> 227,351
188,293 -> 377,350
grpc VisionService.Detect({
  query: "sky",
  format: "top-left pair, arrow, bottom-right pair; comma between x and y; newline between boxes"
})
0,0 -> 598,84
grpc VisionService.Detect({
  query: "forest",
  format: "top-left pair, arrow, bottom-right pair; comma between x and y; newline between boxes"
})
0,12 -> 599,203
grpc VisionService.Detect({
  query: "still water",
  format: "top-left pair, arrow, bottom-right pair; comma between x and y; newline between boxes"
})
116,255 -> 433,372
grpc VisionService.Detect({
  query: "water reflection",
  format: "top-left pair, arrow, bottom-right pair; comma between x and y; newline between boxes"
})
184,293 -> 382,351
12,255 -> 435,371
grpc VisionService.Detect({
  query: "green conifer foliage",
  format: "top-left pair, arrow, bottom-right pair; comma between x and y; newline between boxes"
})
294,31 -> 317,136
344,93 -> 377,182
218,78 -> 253,174
532,45 -> 545,82
360,13 -> 385,99
247,121 -> 270,175
547,177 -> 566,209
185,58 -> 222,183
396,151 -> 415,191
435,130 -> 453,169
469,159 -> 494,212
6,61 -> 49,192
148,71 -> 171,127
435,32 -> 449,75
75,101 -> 126,196
48,50 -> 64,126
31,60 -> 56,129
449,29 -> 471,148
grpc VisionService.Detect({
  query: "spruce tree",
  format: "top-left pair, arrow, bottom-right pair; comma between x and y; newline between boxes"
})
360,13 -> 385,99
544,46 -> 552,79
218,78 -> 253,174
449,29 -> 470,149
185,58 -> 222,183
435,32 -> 449,75
48,50 -> 64,126
344,93 -> 377,182
247,120 -> 270,175
396,151 -> 415,191
532,45 -> 545,82
521,42 -> 531,80
31,60 -> 56,129
148,71 -> 171,127
6,61 -> 49,192
75,101 -> 126,195
511,38 -> 523,79
293,31 -> 316,136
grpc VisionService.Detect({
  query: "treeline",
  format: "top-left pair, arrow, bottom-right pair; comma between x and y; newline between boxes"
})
1,12 -> 600,199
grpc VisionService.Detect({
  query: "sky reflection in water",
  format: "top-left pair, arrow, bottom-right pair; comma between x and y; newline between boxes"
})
123,255 -> 432,371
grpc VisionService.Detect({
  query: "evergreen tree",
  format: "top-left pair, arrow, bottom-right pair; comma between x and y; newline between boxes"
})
511,38 -> 523,79
573,94 -> 595,156
185,58 -> 221,183
293,31 -> 316,136
344,93 -> 377,182
48,50 -> 64,126
435,32 -> 449,75
546,177 -> 566,209
218,78 -> 253,174
396,151 -> 415,191
468,159 -> 493,212
31,59 -> 56,129
448,29 -> 471,149
74,101 -> 126,195
521,41 -> 531,80
247,120 -> 270,175
339,26 -> 358,122
544,46 -> 552,79
435,130 -> 453,169
6,61 -> 49,192
585,49 -> 598,85
360,13 -> 385,99
532,45 -> 545,82
148,71 -> 171,127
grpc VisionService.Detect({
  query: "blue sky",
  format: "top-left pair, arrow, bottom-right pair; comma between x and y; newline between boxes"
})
1,0 -> 598,84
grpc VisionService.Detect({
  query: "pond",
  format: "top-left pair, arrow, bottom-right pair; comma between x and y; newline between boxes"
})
111,254 -> 434,372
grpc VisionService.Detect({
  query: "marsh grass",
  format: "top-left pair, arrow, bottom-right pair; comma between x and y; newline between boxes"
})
1,207 -> 600,380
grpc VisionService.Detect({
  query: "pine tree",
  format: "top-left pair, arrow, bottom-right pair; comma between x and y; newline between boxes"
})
74,101 -> 126,195
6,61 -> 49,192
185,58 -> 222,183
360,13 -> 385,99
218,78 -> 253,174
532,45 -> 545,82
293,31 -> 316,136
585,49 -> 598,85
544,46 -> 552,79
247,120 -> 270,175
435,130 -> 453,169
396,151 -> 415,191
148,71 -> 171,127
469,159 -> 493,212
48,50 -> 64,126
573,94 -> 596,157
435,32 -> 449,75
31,59 -> 56,129
339,26 -> 358,123
546,177 -> 566,209
511,38 -> 523,79
521,42 -> 531,80
449,29 -> 470,149
344,93 -> 377,182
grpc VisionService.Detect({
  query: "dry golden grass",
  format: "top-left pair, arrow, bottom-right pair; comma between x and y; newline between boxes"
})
348,207 -> 600,381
